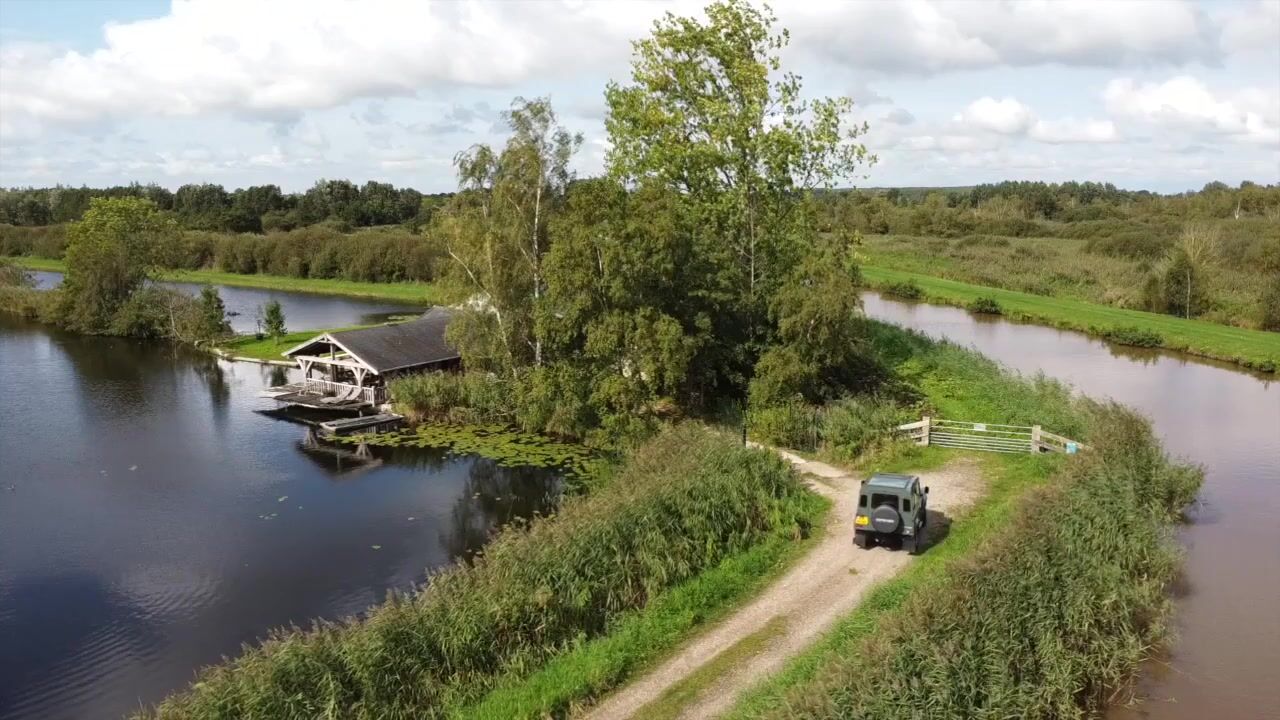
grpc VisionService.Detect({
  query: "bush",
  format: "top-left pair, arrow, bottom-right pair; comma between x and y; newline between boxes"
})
749,397 -> 821,450
141,425 -> 813,720
751,408 -> 1202,720
882,280 -> 922,300
1102,325 -> 1164,348
391,371 -> 518,424
1260,275 -> 1280,331
966,296 -> 1003,315
818,396 -> 913,465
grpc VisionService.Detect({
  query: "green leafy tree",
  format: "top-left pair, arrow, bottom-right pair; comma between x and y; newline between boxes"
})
195,285 -> 231,340
56,197 -> 175,333
435,97 -> 582,374
260,299 -> 287,342
603,0 -> 873,392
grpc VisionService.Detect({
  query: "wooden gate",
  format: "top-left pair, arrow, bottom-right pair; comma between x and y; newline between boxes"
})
899,417 -> 1084,455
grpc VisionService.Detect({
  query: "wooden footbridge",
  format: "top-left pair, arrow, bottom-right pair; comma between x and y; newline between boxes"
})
898,417 -> 1085,454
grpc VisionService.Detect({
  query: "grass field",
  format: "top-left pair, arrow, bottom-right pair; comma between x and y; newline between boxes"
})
5,256 -> 439,304
862,265 -> 1280,372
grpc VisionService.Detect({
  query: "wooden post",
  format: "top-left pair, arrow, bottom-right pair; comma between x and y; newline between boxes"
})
1031,425 -> 1042,454
921,416 -> 931,446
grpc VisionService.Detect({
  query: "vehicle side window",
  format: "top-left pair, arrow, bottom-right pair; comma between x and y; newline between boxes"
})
859,494 -> 868,508
902,499 -> 912,512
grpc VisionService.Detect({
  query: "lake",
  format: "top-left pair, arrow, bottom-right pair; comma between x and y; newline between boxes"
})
0,307 -> 563,720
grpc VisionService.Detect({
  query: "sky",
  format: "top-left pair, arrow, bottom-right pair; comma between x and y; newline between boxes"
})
0,0 -> 1277,194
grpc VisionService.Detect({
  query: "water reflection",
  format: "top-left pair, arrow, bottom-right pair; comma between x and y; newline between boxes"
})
0,312 -> 564,720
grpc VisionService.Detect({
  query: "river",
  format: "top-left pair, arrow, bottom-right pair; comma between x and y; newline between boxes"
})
861,293 -> 1280,720
0,282 -> 563,720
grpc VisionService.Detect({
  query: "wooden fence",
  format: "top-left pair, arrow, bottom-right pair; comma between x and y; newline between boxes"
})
898,416 -> 1085,455
303,378 -> 385,405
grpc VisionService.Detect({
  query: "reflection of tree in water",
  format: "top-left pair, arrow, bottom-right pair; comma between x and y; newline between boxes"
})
265,365 -> 290,388
189,353 -> 230,409
442,458 -> 562,562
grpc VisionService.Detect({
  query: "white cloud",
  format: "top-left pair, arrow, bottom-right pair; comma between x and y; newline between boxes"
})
954,97 -> 1118,144
954,97 -> 1035,135
1218,0 -> 1280,58
787,0 -> 1216,74
0,0 -> 642,137
1029,118 -> 1120,144
1104,75 -> 1280,145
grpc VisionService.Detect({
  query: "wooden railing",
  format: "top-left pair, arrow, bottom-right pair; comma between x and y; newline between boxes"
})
303,378 -> 385,405
897,416 -> 1086,454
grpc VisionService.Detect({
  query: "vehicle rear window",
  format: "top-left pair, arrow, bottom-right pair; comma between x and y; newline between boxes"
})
859,494 -> 868,508
871,493 -> 897,509
902,499 -> 912,512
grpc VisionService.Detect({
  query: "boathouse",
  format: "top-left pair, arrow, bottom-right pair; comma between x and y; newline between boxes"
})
269,307 -> 458,408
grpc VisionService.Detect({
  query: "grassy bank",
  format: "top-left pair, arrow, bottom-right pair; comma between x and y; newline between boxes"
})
138,425 -> 820,719
729,407 -> 1199,719
215,326 -> 371,362
863,264 -> 1280,372
4,256 -> 439,304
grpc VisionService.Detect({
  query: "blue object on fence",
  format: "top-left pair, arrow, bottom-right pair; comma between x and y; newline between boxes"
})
1066,441 -> 1078,454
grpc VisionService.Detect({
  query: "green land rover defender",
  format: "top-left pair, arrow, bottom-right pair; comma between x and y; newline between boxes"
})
854,472 -> 929,554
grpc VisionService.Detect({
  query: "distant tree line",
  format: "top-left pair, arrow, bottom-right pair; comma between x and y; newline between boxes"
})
0,180 -> 450,233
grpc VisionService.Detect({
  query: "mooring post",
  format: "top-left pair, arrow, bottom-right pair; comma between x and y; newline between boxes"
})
1031,425 -> 1042,453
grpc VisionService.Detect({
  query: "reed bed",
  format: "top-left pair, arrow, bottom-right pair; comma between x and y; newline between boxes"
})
740,406 -> 1201,719
140,424 -> 813,720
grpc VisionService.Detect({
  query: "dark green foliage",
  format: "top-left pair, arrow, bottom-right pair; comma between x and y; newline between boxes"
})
194,285 -> 231,341
746,408 -> 1202,720
260,299 -> 286,341
966,296 -> 1002,314
140,425 -> 813,720
1102,325 -> 1164,348
882,280 -> 922,300
1261,275 -> 1280,331
389,372 -> 517,425
55,197 -> 174,334
1158,250 -> 1211,319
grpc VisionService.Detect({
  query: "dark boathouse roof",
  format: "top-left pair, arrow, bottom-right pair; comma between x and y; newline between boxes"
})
283,307 -> 458,374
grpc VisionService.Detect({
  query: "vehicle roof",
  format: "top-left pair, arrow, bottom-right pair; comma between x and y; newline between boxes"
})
864,473 -> 917,490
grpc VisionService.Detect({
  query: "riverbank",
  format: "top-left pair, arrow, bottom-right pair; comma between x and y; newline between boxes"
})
862,264 -> 1280,372
5,256 -> 439,304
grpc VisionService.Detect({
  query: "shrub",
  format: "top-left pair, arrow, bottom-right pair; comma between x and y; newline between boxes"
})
751,408 -> 1202,720
749,397 -> 820,450
1260,275 -> 1280,331
966,296 -> 1003,315
818,395 -> 913,465
141,425 -> 813,720
1102,325 -> 1164,348
391,371 -> 518,425
882,280 -> 922,300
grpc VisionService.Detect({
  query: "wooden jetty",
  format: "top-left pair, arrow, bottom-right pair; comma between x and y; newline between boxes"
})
317,413 -> 404,437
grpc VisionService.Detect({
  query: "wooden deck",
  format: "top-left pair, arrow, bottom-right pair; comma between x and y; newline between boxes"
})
258,382 -> 374,410
318,413 -> 404,436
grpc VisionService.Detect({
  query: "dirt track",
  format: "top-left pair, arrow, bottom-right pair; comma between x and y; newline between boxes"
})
582,450 -> 984,720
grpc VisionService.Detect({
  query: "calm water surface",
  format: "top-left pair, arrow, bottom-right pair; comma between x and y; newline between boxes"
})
30,270 -> 421,333
0,312 -> 561,720
862,293 -> 1280,720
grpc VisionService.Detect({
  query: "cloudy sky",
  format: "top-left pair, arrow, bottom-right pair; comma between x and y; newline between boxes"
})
0,0 -> 1277,193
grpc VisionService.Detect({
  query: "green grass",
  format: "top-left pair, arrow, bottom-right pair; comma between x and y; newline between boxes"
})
215,326 -> 371,362
4,256 -> 439,304
455,494 -> 828,720
862,264 -> 1280,372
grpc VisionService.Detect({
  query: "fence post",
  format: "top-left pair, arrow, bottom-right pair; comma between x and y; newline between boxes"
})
1031,425 -> 1042,454
921,416 -> 931,446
